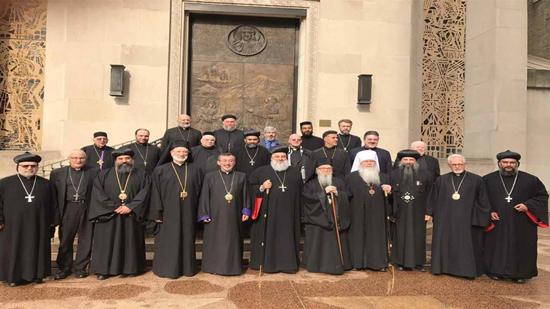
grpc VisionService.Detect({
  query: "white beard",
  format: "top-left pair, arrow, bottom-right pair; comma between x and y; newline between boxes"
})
173,156 -> 187,164
317,174 -> 333,187
358,166 -> 380,185
223,125 -> 236,132
271,160 -> 290,172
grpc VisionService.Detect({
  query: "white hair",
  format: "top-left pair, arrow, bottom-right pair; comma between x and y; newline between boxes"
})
447,154 -> 466,164
264,126 -> 277,133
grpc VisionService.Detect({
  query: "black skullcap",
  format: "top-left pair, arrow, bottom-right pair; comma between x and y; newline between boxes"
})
397,149 -> 420,160
271,145 -> 288,154
316,157 -> 333,168
14,151 -> 41,164
244,130 -> 261,138
300,121 -> 312,127
221,114 -> 237,121
94,131 -> 108,138
322,130 -> 338,138
496,150 -> 521,161
112,148 -> 134,159
169,140 -> 190,151
202,131 -> 215,137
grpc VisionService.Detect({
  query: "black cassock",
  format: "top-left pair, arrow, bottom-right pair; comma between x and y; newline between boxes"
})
249,166 -> 302,273
149,162 -> 203,278
232,146 -> 270,180
120,143 -> 161,175
160,126 -> 202,152
192,145 -> 222,175
336,134 -> 361,152
307,147 -> 351,182
0,175 -> 58,283
301,135 -> 324,151
214,129 -> 244,153
427,172 -> 491,278
302,176 -> 352,274
81,144 -> 115,171
198,170 -> 250,275
388,169 -> 432,268
88,168 -> 151,276
483,171 -> 549,279
345,172 -> 390,270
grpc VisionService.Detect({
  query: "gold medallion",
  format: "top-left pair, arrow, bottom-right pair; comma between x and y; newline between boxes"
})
225,193 -> 233,203
119,192 -> 128,201
369,189 -> 375,196
452,192 -> 460,200
180,191 -> 188,199
97,159 -> 104,165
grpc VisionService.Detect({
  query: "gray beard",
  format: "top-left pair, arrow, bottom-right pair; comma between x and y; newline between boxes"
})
179,124 -> 190,129
173,156 -> 187,164
317,173 -> 333,187
398,162 -> 419,186
271,160 -> 290,172
266,137 -> 275,142
499,167 -> 518,177
246,143 -> 258,149
223,125 -> 236,132
358,166 -> 380,185
116,162 -> 134,174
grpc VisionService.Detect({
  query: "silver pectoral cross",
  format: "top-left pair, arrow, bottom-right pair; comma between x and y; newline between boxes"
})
279,185 -> 287,192
505,195 -> 513,203
144,161 -> 147,166
74,192 -> 80,201
26,194 -> 35,203
249,159 -> 255,166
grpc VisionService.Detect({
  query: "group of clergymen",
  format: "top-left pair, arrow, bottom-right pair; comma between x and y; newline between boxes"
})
0,114 -> 548,287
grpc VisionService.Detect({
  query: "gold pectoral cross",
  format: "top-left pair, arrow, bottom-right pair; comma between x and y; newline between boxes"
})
180,191 -> 188,200
97,159 -> 104,165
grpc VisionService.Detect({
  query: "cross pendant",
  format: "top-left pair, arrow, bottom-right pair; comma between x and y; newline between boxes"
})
74,193 -> 80,201
249,160 -> 255,166
505,196 -> 513,203
144,161 -> 147,166
97,159 -> 104,165
26,194 -> 35,203
279,185 -> 287,192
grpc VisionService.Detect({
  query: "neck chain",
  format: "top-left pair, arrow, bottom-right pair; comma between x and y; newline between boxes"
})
367,184 -> 375,196
499,171 -> 519,203
17,174 -> 37,203
178,126 -> 191,142
245,147 -> 258,166
450,171 -> 467,200
273,169 -> 288,192
219,170 -> 235,203
338,134 -> 351,151
115,167 -> 132,202
69,168 -> 84,201
171,162 -> 188,200
134,143 -> 149,166
322,147 -> 336,159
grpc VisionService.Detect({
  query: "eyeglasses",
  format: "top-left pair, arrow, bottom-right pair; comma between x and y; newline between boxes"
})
290,139 -> 301,141
450,163 -> 465,167
69,157 -> 86,160
19,164 -> 38,169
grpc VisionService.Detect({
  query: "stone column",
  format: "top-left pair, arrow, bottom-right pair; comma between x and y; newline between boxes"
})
463,0 -> 528,163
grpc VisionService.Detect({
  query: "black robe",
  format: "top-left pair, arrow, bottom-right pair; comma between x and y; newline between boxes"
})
213,128 -> 244,153
232,145 -> 270,180
427,172 -> 491,278
349,147 -> 393,174
88,168 -> 151,276
288,146 -> 312,183
198,170 -> 250,275
345,172 -> 390,270
149,162 -> 203,278
81,144 -> 115,171
483,171 -> 549,279
191,145 -> 222,175
120,143 -> 161,175
336,134 -> 361,152
0,175 -> 58,283
302,176 -> 352,274
393,155 -> 440,183
160,126 -> 202,152
301,135 -> 324,151
388,169 -> 432,268
307,146 -> 351,182
248,166 -> 302,273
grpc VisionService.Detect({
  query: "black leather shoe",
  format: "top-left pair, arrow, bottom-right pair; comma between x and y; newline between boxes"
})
513,279 -> 526,284
396,266 -> 405,271
97,274 -> 109,280
415,266 -> 427,272
55,270 -> 72,280
379,267 -> 388,272
5,282 -> 20,287
488,275 -> 501,281
74,269 -> 88,279
31,278 -> 44,284
119,274 -> 129,278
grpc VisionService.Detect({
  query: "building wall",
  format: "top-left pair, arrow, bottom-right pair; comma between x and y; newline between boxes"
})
528,0 -> 550,60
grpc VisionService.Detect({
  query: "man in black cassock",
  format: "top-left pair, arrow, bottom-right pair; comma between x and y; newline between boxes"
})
50,149 -> 98,280
300,121 -> 324,151
349,131 -> 392,173
232,129 -> 270,179
302,158 -> 352,274
393,141 -> 440,182
198,153 -> 250,275
88,148 -> 151,280
191,132 -> 222,175
81,131 -> 115,171
160,114 -> 202,152
484,150 -> 549,283
214,114 -> 244,152
388,150 -> 432,272
426,154 -> 491,279
121,128 -> 161,175
307,130 -> 350,182
287,133 -> 312,183
336,119 -> 361,152
345,150 -> 391,271
249,146 -> 302,273
0,152 -> 58,287
150,141 -> 203,278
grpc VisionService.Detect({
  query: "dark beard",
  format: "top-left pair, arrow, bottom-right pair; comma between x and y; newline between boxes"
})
246,143 -> 258,149
117,162 -> 134,174
499,167 -> 518,177
302,132 -> 312,136
398,162 -> 419,186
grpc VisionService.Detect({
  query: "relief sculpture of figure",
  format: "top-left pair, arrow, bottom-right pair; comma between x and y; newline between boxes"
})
245,94 -> 286,131
227,25 -> 267,56
196,98 -> 221,132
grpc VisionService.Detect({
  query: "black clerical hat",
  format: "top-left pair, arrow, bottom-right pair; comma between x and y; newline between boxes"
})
202,131 -> 215,137
112,148 -> 134,159
322,130 -> 338,138
169,140 -> 191,151
300,121 -> 312,127
244,130 -> 260,137
271,145 -> 288,154
93,131 -> 108,138
13,151 -> 41,164
397,149 -> 420,160
316,157 -> 332,168
496,150 -> 521,161
221,114 -> 237,121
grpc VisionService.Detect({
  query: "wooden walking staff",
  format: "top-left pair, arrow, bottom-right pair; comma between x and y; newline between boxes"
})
259,188 -> 270,277
330,192 -> 344,266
